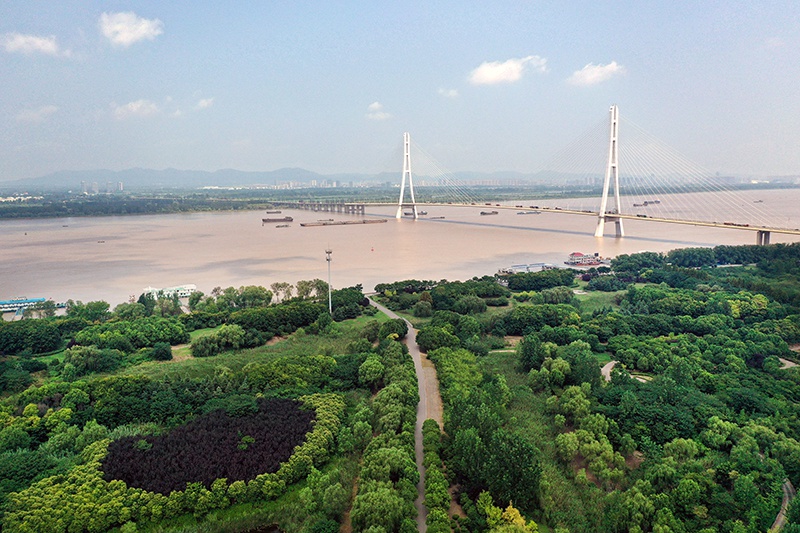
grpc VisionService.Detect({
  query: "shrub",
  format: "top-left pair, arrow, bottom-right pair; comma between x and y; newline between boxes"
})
151,342 -> 172,361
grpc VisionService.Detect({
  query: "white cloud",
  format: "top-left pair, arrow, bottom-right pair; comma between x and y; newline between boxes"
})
195,98 -> 214,110
2,33 -> 67,56
100,12 -> 164,47
438,88 -> 459,98
113,99 -> 159,119
16,105 -> 59,123
366,101 -> 392,120
567,61 -> 626,86
469,55 -> 548,85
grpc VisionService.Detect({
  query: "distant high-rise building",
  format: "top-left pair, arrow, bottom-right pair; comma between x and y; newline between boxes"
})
81,181 -> 88,194
91,182 -> 99,194
117,181 -> 124,191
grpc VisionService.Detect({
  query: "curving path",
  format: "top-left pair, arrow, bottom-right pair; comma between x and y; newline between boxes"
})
770,479 -> 796,532
369,298 -> 444,533
601,361 -> 617,381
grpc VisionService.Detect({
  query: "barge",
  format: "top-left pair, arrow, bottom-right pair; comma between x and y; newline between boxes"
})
262,216 -> 293,225
300,219 -> 388,227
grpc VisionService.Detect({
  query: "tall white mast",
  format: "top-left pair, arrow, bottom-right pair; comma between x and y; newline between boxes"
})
396,132 -> 418,219
595,105 -> 624,237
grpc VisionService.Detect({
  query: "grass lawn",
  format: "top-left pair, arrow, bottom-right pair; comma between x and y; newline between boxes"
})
35,349 -> 65,364
573,290 -> 623,316
594,352 -> 612,365
124,314 -> 385,380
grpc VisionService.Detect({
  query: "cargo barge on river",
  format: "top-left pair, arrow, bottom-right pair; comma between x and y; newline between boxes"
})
262,216 -> 293,225
300,219 -> 388,227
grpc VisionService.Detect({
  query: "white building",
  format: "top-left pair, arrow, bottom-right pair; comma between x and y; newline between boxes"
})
142,284 -> 197,299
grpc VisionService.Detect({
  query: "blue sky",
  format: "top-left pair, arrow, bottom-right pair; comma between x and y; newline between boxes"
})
1,1 -> 799,181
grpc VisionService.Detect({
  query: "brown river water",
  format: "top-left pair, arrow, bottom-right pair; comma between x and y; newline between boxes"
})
2,189 -> 799,309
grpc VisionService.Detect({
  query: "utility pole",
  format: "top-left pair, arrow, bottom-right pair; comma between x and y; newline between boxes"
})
325,247 -> 332,314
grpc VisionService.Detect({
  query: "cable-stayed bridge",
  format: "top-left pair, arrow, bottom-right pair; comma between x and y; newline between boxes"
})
276,106 -> 800,245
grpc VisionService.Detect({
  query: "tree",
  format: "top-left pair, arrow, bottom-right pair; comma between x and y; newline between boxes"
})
350,482 -> 409,532
359,354 -> 385,391
0,319 -> 61,355
114,302 -> 147,320
236,286 -> 272,308
518,334 -> 547,372
379,319 -> 409,340
188,290 -> 205,311
216,324 -> 246,350
485,429 -> 541,510
296,280 -> 314,299
413,300 -> 433,317
67,300 -> 111,322
453,295 -> 488,315
137,293 -> 156,316
416,326 -> 460,353
23,299 -> 57,319
312,279 -> 329,298
154,294 -> 182,317
152,342 -> 173,361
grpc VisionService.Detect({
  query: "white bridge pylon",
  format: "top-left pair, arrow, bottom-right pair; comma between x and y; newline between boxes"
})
396,132 -> 418,219
595,104 -> 624,238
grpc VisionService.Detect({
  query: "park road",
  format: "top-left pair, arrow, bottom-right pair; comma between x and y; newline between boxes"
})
368,298 -> 444,533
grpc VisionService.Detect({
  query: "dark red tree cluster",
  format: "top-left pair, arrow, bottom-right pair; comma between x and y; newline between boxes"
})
101,398 -> 314,494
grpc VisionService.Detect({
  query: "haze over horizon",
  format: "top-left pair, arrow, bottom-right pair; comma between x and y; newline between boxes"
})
2,2 -> 799,182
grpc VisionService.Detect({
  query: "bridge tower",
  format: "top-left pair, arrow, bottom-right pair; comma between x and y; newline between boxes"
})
396,132 -> 418,219
595,105 -> 624,238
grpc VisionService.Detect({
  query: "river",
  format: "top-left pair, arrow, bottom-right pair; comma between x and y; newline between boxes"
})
2,189 -> 799,309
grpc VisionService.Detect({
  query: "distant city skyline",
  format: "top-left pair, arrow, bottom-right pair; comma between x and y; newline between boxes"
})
2,1 -> 799,181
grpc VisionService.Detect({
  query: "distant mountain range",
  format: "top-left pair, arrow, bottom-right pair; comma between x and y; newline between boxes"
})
0,167 -> 590,191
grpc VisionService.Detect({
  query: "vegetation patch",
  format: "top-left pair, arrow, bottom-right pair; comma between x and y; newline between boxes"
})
102,398 -> 314,494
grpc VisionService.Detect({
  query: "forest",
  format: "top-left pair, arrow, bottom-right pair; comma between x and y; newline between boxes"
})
2,242 -> 800,532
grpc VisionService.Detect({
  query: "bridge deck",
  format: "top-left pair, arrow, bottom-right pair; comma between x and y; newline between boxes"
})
326,202 -> 800,236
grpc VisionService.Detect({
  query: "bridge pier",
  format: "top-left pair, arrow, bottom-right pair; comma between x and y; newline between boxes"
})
594,215 -> 624,238
757,230 -> 771,245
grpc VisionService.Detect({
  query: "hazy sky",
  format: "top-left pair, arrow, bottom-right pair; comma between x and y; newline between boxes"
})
2,1 -> 799,181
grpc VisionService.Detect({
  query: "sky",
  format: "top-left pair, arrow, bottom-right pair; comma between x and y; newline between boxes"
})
1,1 -> 799,181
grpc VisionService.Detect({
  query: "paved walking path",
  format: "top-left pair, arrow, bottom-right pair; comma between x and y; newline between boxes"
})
601,360 -> 617,381
770,479 -> 796,532
368,298 -> 444,533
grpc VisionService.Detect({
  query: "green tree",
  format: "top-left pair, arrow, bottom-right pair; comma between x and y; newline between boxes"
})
67,299 -> 111,322
296,280 -> 314,299
23,299 -> 57,319
236,285 -> 273,308
359,354 -> 385,391
151,342 -> 173,361
351,482 -> 409,532
518,334 -> 547,372
113,302 -> 147,320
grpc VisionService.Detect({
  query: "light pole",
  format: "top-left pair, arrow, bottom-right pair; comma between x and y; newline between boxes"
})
325,248 -> 332,314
